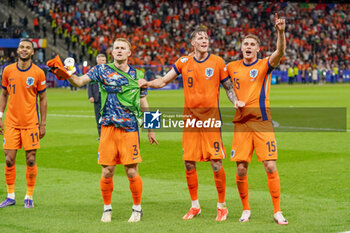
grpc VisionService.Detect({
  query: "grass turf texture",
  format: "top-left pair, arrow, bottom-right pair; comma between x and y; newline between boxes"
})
0,84 -> 350,233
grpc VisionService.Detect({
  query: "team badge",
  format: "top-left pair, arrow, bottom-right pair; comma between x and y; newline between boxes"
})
181,57 -> 188,63
250,69 -> 258,81
26,77 -> 35,86
205,68 -> 214,79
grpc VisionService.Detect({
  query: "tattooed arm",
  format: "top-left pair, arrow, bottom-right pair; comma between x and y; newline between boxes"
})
222,78 -> 245,109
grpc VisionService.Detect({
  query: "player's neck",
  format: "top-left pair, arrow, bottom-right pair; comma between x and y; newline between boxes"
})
194,51 -> 208,62
17,58 -> 32,70
243,56 -> 258,65
113,60 -> 129,73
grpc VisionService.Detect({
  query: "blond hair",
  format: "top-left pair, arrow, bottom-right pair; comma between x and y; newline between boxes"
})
113,38 -> 132,51
243,34 -> 260,46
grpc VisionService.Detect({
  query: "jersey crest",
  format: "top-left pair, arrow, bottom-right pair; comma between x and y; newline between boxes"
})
205,68 -> 214,79
250,69 -> 258,81
26,77 -> 35,86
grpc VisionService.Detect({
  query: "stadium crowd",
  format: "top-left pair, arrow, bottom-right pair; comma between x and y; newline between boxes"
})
1,1 -> 349,82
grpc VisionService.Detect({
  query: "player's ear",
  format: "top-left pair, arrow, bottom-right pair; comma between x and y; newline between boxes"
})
191,39 -> 195,47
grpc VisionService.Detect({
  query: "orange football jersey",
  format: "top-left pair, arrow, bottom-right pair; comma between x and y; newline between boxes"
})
2,62 -> 46,128
227,57 -> 274,123
174,53 -> 229,108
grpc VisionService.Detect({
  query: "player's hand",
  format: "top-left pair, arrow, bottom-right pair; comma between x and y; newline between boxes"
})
0,120 -> 3,135
234,100 -> 245,109
138,79 -> 149,88
39,124 -> 46,139
148,130 -> 158,145
46,55 -> 72,80
274,13 -> 285,33
89,97 -> 94,103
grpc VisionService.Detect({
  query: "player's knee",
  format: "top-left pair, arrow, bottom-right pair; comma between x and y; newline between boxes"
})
184,161 -> 196,171
102,169 -> 113,178
126,169 -> 137,178
5,158 -> 15,167
26,157 -> 36,167
237,167 -> 247,177
264,162 -> 276,173
211,162 -> 222,172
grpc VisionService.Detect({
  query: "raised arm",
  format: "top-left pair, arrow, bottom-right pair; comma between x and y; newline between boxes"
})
222,78 -> 245,109
140,96 -> 158,145
68,74 -> 92,87
138,68 -> 178,88
269,13 -> 286,68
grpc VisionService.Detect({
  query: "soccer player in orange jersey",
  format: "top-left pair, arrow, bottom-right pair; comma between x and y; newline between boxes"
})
226,13 -> 288,225
0,39 -> 47,208
139,26 -> 244,221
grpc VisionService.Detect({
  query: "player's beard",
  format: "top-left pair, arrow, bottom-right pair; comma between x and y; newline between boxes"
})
18,55 -> 32,62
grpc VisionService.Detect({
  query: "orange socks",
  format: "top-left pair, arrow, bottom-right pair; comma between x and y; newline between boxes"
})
213,167 -> 226,203
185,168 -> 198,201
26,164 -> 37,196
236,174 -> 250,210
267,170 -> 281,213
100,176 -> 113,205
128,174 -> 142,205
5,165 -> 16,194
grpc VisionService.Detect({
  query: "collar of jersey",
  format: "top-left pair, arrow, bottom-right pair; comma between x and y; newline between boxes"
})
17,62 -> 32,72
193,53 -> 210,63
243,58 -> 259,67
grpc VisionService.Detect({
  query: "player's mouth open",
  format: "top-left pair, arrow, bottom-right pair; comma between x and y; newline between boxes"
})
246,51 -> 252,55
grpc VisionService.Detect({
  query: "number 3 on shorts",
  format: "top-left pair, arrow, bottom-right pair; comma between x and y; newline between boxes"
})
132,145 -> 138,156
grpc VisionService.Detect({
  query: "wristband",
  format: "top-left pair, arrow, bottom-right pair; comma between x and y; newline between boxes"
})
0,112 -> 3,118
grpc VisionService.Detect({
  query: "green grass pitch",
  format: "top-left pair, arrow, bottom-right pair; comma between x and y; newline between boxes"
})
0,84 -> 349,232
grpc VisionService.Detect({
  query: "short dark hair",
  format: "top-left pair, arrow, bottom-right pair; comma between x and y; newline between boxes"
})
190,25 -> 208,40
19,39 -> 35,49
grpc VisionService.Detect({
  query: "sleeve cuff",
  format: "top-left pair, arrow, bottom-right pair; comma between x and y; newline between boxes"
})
220,76 -> 230,83
38,88 -> 46,93
172,64 -> 180,75
2,86 -> 7,90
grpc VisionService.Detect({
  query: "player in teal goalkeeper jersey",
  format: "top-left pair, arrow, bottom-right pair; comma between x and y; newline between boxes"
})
48,38 -> 158,223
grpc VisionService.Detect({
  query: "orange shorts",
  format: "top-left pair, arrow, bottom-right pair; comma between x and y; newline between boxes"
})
231,121 -> 277,163
98,125 -> 141,165
183,128 -> 226,162
3,126 -> 40,150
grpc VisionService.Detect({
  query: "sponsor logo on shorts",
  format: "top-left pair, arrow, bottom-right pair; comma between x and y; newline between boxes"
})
268,154 -> 273,156
32,144 -> 37,147
231,150 -> 235,158
97,152 -> 100,161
